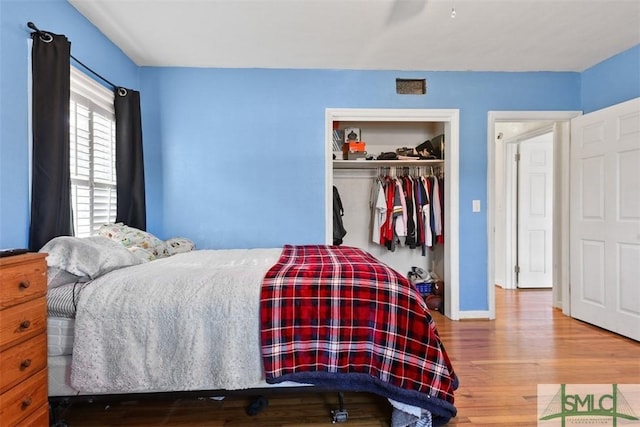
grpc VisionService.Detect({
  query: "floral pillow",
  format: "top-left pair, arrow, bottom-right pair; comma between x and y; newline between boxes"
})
98,223 -> 170,260
127,246 -> 158,263
166,237 -> 196,256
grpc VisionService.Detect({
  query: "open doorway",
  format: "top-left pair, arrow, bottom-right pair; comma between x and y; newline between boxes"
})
496,124 -> 554,289
487,111 -> 581,320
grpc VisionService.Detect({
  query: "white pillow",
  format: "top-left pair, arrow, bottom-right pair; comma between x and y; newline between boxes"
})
40,236 -> 143,281
47,267 -> 84,288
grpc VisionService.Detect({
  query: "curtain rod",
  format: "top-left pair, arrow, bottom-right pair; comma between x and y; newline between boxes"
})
27,21 -> 119,92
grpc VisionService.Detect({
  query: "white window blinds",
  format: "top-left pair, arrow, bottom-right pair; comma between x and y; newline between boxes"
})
69,66 -> 116,237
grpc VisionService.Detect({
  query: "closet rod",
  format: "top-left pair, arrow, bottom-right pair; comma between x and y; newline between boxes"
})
27,22 -> 119,92
376,165 -> 442,176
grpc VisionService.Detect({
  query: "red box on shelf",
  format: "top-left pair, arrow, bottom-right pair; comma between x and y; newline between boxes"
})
343,141 -> 366,153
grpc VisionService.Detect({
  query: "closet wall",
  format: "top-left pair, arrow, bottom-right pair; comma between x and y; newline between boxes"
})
332,120 -> 446,279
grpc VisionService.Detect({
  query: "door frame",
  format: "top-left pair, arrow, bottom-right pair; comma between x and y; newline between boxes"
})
325,108 -> 461,319
487,111 -> 581,319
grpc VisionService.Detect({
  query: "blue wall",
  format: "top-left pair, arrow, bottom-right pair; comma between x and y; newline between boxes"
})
0,0 -> 139,248
140,69 -> 581,311
581,45 -> 640,113
1,0 -> 638,312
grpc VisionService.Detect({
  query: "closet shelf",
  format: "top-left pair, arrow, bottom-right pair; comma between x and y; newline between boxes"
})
333,159 -> 444,169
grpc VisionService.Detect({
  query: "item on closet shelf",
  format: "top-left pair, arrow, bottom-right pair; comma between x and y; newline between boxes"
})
395,147 -> 422,161
344,151 -> 368,160
342,140 -> 367,160
416,139 -> 435,158
430,134 -> 445,159
343,127 -> 361,143
377,152 -> 398,160
332,129 -> 344,152
344,141 -> 366,152
342,129 -> 366,160
395,147 -> 420,157
396,147 -> 413,156
414,135 -> 445,160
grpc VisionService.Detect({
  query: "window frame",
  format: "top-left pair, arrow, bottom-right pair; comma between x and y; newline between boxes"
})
69,66 -> 117,237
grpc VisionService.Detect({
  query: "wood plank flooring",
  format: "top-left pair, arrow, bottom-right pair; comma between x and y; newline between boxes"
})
52,287 -> 640,426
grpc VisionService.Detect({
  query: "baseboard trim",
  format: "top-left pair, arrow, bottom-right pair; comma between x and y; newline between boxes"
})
457,310 -> 492,320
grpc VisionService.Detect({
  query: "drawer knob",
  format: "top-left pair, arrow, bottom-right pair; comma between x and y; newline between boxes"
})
20,359 -> 32,370
21,397 -> 32,410
19,320 -> 31,330
19,280 -> 31,290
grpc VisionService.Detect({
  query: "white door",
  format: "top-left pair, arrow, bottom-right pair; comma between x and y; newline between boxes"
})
570,97 -> 640,341
517,133 -> 554,288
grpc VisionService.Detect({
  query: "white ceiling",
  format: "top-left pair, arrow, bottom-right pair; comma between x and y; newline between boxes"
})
68,0 -> 640,72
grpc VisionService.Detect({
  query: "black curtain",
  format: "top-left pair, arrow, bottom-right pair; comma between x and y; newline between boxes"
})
114,88 -> 146,230
29,31 -> 72,251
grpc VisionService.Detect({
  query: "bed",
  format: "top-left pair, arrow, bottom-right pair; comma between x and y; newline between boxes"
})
42,229 -> 458,426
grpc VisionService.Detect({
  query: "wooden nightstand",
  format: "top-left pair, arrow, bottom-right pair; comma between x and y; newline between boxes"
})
0,253 -> 48,426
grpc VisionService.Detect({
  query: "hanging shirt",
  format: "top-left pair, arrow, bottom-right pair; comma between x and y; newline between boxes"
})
381,177 -> 396,248
438,177 -> 445,244
431,176 -> 442,243
414,177 -> 425,248
372,179 -> 386,245
403,176 -> 417,249
422,176 -> 433,250
393,178 -> 408,243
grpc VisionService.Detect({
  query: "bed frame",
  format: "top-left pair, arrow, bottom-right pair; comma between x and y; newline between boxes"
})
48,352 -> 350,426
49,386 -> 350,426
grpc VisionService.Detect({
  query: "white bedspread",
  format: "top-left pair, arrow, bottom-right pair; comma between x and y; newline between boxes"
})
70,248 -> 282,393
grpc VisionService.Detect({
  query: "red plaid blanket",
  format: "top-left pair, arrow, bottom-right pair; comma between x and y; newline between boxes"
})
260,245 -> 457,423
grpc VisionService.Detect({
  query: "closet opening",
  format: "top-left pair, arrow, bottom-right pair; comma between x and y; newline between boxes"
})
325,109 -> 460,319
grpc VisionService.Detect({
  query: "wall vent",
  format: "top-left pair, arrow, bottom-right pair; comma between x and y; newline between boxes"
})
396,78 -> 426,95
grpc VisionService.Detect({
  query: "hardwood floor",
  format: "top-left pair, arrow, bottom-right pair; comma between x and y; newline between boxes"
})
53,287 -> 639,426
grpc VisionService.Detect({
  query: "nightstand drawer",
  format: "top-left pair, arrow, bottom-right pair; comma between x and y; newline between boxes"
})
0,297 -> 46,351
0,333 -> 47,393
0,369 -> 48,426
0,254 -> 47,310
16,402 -> 49,426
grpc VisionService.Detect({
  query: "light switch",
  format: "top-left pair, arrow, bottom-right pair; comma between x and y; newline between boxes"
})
472,200 -> 481,212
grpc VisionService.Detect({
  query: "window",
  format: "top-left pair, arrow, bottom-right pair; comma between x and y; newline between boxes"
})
69,67 -> 116,237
